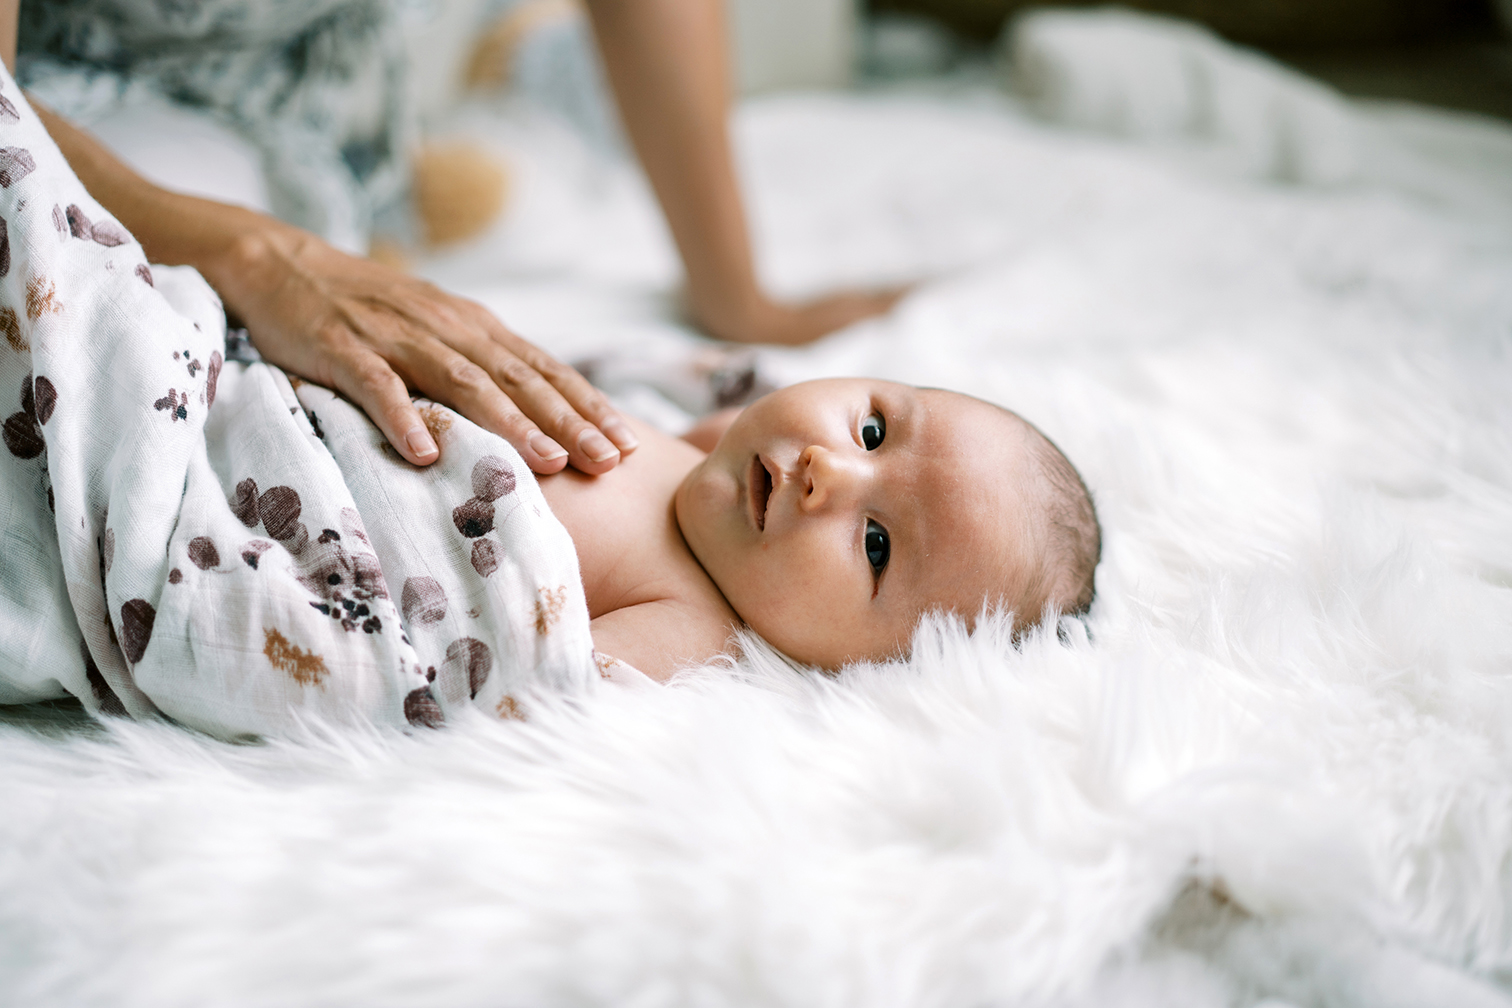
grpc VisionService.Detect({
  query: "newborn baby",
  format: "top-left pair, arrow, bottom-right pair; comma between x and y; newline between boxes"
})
541,378 -> 1099,680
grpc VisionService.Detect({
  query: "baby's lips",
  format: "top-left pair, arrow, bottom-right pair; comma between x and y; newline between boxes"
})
747,454 -> 767,531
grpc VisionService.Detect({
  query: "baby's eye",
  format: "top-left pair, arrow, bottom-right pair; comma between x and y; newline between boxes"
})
864,519 -> 890,574
860,413 -> 885,451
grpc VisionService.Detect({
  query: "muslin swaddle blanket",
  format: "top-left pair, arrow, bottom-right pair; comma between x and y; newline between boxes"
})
0,67 -> 598,739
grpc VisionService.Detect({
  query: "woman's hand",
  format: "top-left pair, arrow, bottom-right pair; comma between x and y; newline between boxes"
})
29,97 -> 637,474
213,219 -> 637,472
691,288 -> 907,347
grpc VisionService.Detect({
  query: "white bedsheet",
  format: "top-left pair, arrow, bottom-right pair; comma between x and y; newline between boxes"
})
3,47 -> 1512,1008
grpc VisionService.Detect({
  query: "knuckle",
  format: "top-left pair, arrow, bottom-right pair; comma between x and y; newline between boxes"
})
493,355 -> 540,390
577,387 -> 613,418
529,352 -> 569,379
547,405 -> 586,434
442,357 -> 489,392
351,356 -> 397,391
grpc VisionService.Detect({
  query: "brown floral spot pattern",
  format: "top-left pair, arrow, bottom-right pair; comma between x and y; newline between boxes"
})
231,478 -> 259,527
0,216 -> 9,278
62,204 -> 128,247
241,539 -> 272,569
258,485 -> 301,540
2,410 -> 41,457
262,627 -> 328,686
404,686 -> 444,728
167,567 -> 182,584
444,637 -> 492,699
25,275 -> 60,320
340,507 -> 371,547
135,263 -> 154,287
205,351 -> 222,409
401,576 -> 448,625
594,652 -> 616,679
496,695 -> 526,721
1,307 -> 22,353
3,371 -> 43,458
534,586 -> 567,636
120,598 -> 156,664
65,204 -> 90,240
0,94 -> 18,124
188,536 -> 220,570
90,220 -> 129,247
0,146 -> 35,188
452,497 -> 493,538
50,204 -> 64,235
32,376 -> 55,425
471,539 -> 498,578
472,455 -> 515,502
153,388 -> 188,421
298,539 -> 388,633
102,527 -> 115,574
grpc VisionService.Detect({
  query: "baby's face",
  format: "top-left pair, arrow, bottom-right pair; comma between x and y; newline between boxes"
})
675,379 -> 1038,669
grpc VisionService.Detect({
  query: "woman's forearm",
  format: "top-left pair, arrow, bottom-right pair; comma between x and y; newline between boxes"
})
583,0 -> 761,332
583,0 -> 904,346
30,100 -> 285,312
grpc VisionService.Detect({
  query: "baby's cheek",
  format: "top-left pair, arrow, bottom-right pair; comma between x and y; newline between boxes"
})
749,581 -> 847,655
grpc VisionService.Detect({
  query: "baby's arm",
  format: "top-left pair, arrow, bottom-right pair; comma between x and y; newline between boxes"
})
681,406 -> 743,453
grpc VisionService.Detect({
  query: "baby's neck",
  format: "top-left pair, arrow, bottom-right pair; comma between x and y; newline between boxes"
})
535,416 -> 740,678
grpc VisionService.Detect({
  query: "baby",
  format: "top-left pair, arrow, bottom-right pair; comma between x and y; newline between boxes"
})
540,378 -> 1099,680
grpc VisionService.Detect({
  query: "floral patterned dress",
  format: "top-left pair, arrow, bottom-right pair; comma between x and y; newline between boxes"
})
17,0 -> 413,252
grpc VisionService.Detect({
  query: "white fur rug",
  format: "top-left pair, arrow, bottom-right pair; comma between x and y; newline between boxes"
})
4,78 -> 1512,1006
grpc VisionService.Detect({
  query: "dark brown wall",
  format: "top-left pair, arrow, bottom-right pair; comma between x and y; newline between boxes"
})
870,0 -> 1500,47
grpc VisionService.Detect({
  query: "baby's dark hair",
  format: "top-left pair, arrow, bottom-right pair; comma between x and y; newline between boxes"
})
1030,427 -> 1100,616
1001,408 -> 1100,625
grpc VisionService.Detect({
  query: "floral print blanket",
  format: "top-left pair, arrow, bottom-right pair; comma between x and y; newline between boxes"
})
0,70 -> 597,739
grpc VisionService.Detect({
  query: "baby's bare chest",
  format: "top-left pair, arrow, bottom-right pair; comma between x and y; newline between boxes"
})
538,448 -> 726,624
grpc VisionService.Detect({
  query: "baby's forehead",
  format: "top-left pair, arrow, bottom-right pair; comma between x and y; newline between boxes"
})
901,391 -> 1042,614
916,389 -> 1037,469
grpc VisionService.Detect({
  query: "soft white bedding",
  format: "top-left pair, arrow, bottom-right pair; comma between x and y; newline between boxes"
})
4,46 -> 1512,1008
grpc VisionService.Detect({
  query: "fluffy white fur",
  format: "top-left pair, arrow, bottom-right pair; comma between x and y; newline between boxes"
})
3,75 -> 1512,1006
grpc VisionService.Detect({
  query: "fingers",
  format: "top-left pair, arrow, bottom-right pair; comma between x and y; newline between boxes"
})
468,307 -> 640,459
328,344 -> 441,467
266,262 -> 638,475
397,336 -> 623,476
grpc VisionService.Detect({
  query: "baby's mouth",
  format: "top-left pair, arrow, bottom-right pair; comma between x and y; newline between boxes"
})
749,454 -> 773,531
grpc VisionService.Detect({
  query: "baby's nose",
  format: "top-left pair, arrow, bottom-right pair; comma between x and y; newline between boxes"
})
798,445 -> 865,512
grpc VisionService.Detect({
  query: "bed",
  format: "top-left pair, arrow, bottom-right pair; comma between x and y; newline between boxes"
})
3,13 -> 1511,1007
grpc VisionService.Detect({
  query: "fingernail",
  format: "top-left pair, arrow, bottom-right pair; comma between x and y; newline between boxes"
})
579,429 -> 619,463
529,431 -> 568,461
406,426 -> 438,460
601,417 -> 639,451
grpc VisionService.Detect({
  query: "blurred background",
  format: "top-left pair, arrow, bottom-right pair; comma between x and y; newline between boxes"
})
741,0 -> 1511,120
